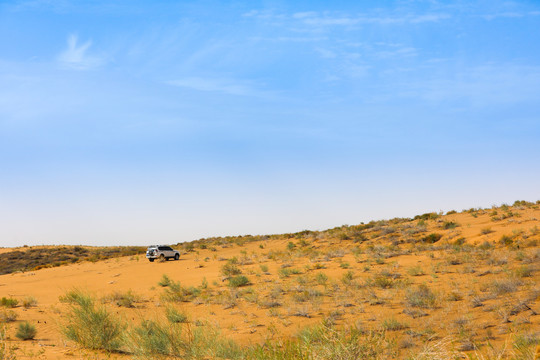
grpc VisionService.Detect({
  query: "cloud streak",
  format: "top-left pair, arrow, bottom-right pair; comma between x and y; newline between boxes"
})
166,77 -> 259,97
58,34 -> 103,70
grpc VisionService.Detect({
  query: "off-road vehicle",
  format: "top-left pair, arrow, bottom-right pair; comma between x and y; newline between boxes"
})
146,245 -> 180,262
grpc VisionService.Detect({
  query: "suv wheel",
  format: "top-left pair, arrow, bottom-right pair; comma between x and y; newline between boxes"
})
149,258 -> 154,262
174,253 -> 179,260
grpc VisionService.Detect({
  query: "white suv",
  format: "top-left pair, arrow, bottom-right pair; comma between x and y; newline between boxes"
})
146,245 -> 180,262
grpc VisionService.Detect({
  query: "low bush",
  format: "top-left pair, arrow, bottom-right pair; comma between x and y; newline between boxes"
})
0,298 -> 18,308
62,291 -> 123,351
158,274 -> 172,287
442,221 -> 459,230
221,262 -> 242,277
0,310 -> 17,323
228,275 -> 250,288
163,281 -> 201,302
166,307 -> 189,323
381,318 -> 408,331
421,233 -> 443,243
16,322 -> 36,340
1,323 -> 16,360
405,284 -> 437,308
22,296 -> 37,308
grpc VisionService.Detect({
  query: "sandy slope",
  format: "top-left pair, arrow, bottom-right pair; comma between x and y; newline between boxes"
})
1,204 -> 539,359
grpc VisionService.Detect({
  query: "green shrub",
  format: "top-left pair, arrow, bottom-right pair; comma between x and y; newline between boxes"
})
381,318 -> 408,331
316,273 -> 328,286
158,274 -> 172,287
514,265 -> 533,278
0,298 -> 18,308
228,275 -> 250,288
341,271 -> 354,285
16,322 -> 36,340
62,292 -> 123,351
421,233 -> 442,243
163,281 -> 201,302
166,307 -> 189,323
221,262 -> 242,277
442,221 -> 459,230
405,284 -> 436,308
128,320 -> 185,357
500,234 -> 514,246
59,289 -> 92,306
407,266 -> 425,276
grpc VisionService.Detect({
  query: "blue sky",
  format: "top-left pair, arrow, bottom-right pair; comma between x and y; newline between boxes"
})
1,0 -> 539,246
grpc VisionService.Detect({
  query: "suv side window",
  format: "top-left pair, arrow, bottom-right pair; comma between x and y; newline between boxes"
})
158,247 -> 167,251
163,247 -> 173,251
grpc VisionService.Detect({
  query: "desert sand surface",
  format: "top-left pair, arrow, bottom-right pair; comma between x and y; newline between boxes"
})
1,202 -> 539,359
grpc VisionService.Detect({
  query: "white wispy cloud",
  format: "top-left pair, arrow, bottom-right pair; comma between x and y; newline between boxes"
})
315,47 -> 337,59
480,11 -> 540,20
58,34 -> 103,70
166,77 -> 257,97
387,64 -> 540,106
245,10 -> 451,28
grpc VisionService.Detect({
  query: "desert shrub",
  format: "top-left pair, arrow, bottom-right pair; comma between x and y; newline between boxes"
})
490,278 -> 522,295
0,298 -> 18,308
247,325 -> 397,359
163,281 -> 200,302
228,275 -> 250,288
480,227 -> 494,235
341,270 -> 355,285
22,296 -> 37,308
0,309 -> 17,323
407,266 -> 425,276
316,272 -> 328,286
62,292 -> 123,351
128,319 -> 242,360
59,289 -> 92,306
103,290 -> 138,308
442,221 -> 459,230
368,271 -> 401,289
259,264 -> 269,273
513,333 -> 539,359
414,212 -> 439,221
381,318 -> 408,331
15,322 -> 36,340
500,234 -> 514,246
421,233 -> 443,243
514,265 -> 533,278
405,284 -> 436,308
158,274 -> 172,287
278,268 -> 292,278
221,262 -> 242,277
128,320 -> 185,358
1,323 -> 16,360
166,307 -> 189,323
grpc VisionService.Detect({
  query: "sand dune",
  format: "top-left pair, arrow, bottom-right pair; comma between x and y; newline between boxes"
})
1,202 -> 539,359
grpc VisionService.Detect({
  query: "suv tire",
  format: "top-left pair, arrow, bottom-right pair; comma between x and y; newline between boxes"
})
174,253 -> 179,260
